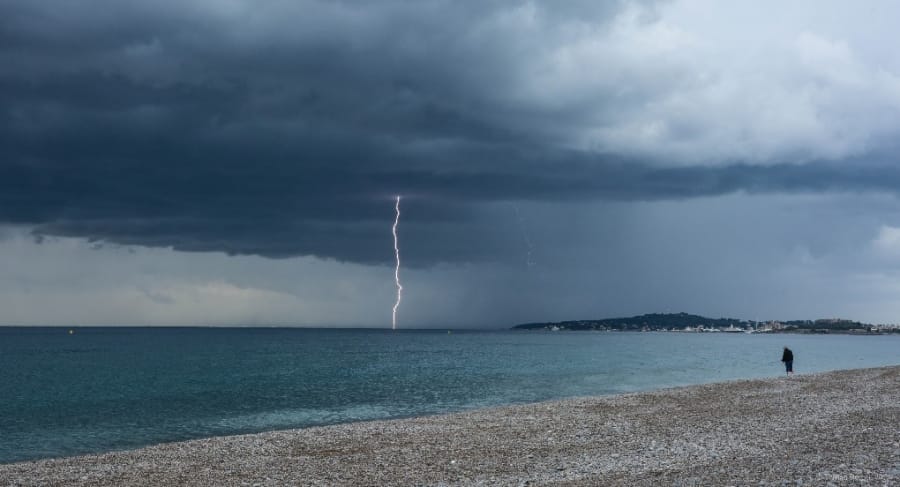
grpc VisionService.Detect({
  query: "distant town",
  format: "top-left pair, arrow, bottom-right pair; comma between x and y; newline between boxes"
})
512,312 -> 900,334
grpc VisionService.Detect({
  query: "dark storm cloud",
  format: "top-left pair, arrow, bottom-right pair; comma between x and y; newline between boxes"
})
2,0 -> 898,265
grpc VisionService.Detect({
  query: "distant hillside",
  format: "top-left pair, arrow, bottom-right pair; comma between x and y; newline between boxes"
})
512,313 -> 887,333
513,312 -> 743,331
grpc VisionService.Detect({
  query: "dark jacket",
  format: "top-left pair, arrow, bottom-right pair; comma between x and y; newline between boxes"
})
782,348 -> 793,362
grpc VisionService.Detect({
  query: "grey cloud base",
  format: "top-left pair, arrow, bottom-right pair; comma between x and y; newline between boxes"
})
3,0 -> 900,266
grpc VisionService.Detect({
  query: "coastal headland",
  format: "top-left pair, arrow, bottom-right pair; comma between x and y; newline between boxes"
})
2,366 -> 898,486
513,312 -> 900,334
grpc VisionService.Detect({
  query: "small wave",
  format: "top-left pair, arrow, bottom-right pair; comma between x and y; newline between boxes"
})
213,404 -> 396,431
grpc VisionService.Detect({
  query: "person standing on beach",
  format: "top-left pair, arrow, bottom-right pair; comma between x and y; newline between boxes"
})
781,347 -> 794,376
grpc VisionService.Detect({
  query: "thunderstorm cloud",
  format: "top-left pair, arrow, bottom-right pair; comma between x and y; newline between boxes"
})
3,0 -> 900,325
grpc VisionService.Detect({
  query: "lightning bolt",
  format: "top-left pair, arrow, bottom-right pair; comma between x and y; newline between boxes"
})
392,195 -> 403,330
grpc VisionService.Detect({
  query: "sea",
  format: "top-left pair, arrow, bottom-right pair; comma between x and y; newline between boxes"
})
1,327 -> 898,464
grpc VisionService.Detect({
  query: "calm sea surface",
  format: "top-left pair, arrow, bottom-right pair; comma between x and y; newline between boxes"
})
1,327 -> 898,464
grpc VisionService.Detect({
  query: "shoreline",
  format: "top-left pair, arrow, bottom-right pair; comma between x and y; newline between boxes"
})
2,366 -> 898,485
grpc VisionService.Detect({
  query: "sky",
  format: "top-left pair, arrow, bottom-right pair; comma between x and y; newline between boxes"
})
3,0 -> 900,327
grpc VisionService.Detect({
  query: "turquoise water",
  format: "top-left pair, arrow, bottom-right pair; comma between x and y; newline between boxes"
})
1,327 -> 897,464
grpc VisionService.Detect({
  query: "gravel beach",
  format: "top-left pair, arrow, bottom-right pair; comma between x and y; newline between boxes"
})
2,366 -> 898,486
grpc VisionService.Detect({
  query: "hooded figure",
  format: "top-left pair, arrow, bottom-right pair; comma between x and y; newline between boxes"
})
781,347 -> 794,375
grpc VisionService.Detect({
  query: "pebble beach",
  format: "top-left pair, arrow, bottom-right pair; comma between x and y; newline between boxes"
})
2,366 -> 898,486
